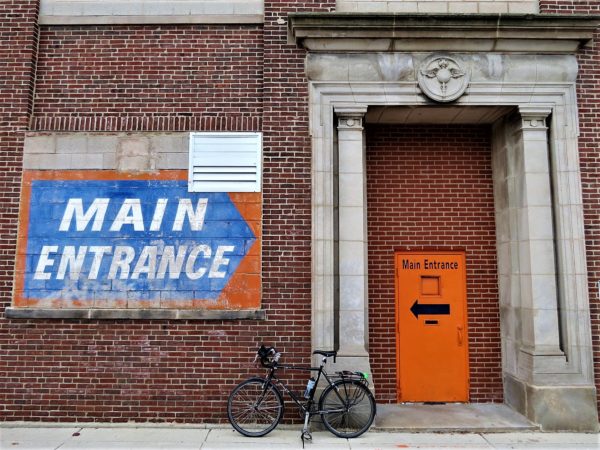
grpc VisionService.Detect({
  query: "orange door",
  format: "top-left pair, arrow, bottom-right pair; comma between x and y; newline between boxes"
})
396,251 -> 469,402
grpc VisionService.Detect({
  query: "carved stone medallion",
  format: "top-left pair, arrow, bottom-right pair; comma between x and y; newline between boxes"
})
417,55 -> 470,103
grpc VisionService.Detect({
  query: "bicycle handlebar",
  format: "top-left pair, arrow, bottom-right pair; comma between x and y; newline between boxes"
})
256,345 -> 338,367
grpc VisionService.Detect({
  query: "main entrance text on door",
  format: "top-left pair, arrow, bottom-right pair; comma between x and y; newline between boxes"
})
396,251 -> 469,402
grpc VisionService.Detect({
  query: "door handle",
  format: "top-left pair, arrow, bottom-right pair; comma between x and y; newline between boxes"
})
457,326 -> 463,346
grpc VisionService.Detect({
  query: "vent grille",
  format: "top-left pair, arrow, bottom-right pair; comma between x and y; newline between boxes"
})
188,132 -> 262,192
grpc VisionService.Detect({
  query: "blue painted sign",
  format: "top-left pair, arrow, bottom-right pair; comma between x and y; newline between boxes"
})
20,177 -> 256,304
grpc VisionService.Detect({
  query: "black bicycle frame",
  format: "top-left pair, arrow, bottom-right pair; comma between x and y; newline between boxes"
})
262,362 -> 345,417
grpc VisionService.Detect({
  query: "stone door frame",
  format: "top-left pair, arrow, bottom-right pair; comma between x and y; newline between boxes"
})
308,69 -> 597,429
290,13 -> 600,430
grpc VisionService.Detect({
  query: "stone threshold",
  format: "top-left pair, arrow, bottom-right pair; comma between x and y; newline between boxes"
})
373,403 -> 539,433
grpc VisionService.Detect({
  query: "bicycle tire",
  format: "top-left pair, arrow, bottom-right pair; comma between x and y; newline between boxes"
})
227,377 -> 284,437
319,379 -> 376,438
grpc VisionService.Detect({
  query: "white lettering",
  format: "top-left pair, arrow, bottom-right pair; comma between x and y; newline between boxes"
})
56,246 -> 88,280
59,198 -> 109,231
185,245 -> 211,280
131,246 -> 158,279
209,245 -> 234,278
149,198 -> 168,231
34,245 -> 58,280
173,198 -> 208,231
59,197 -> 211,234
88,246 -> 112,279
31,243 -> 238,282
156,245 -> 187,279
108,246 -> 135,279
110,199 -> 144,232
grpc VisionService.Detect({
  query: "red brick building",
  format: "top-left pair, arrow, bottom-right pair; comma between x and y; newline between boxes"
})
1,0 -> 599,431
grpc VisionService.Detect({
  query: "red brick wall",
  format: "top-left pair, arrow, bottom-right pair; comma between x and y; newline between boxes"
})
540,0 -> 600,417
3,0 -> 596,423
1,0 -> 335,422
540,1 -> 600,13
32,25 -> 264,132
259,0 -> 334,371
3,22 -> 269,423
0,0 -> 40,419
366,124 -> 503,403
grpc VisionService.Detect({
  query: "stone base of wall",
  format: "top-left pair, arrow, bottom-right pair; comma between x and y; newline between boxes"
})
504,373 -> 599,432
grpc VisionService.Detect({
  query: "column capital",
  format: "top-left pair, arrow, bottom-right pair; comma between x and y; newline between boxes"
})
334,105 -> 368,130
518,106 -> 552,131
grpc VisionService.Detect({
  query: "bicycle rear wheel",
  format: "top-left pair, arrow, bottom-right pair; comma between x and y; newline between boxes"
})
227,377 -> 284,437
319,379 -> 376,438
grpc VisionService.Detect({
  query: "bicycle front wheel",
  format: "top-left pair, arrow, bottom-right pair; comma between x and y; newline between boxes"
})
319,379 -> 376,438
227,377 -> 284,437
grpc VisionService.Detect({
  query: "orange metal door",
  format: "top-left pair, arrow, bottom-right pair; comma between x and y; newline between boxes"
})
396,251 -> 469,402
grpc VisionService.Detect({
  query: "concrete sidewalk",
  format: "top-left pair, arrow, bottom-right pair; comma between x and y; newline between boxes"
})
1,425 -> 599,450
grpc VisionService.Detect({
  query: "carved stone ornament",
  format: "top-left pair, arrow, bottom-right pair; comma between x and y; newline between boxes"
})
417,55 -> 470,103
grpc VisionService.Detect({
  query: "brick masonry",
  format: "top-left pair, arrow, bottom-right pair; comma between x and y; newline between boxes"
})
540,0 -> 600,419
0,0 -> 41,418
1,0 -> 599,422
0,0 -> 336,422
258,0 -> 335,381
32,25 -> 264,132
366,124 -> 503,404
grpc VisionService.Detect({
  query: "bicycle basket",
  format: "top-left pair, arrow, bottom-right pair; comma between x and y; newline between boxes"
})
256,345 -> 278,367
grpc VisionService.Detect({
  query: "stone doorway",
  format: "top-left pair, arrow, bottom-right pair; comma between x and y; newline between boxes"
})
289,13 -> 600,430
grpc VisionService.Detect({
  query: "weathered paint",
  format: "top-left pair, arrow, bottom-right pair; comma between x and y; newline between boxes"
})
14,170 -> 261,310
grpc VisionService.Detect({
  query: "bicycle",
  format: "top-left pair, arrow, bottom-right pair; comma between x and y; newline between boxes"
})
226,345 -> 376,443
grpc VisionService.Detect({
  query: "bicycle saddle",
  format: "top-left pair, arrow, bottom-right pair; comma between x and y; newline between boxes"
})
313,350 -> 337,358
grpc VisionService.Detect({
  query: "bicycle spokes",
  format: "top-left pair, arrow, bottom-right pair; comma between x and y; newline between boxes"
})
227,347 -> 375,439
227,378 -> 284,437
319,380 -> 376,438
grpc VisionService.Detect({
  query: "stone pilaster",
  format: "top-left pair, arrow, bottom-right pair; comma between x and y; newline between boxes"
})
333,105 -> 373,378
514,107 -> 566,378
494,107 -> 599,431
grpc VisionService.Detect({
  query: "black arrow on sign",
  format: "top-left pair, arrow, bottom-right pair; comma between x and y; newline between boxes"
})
410,299 -> 450,319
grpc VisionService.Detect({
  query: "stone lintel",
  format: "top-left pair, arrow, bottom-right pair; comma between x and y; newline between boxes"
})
40,15 -> 264,25
39,0 -> 263,25
5,307 -> 266,321
289,13 -> 600,53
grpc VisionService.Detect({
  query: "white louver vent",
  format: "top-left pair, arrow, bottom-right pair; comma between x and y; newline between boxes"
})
188,132 -> 262,193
